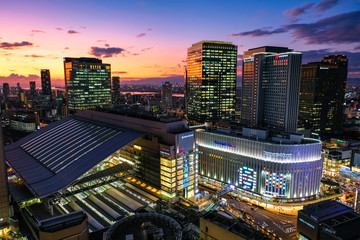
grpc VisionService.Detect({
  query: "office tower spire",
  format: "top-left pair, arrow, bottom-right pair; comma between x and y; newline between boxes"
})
241,46 -> 302,133
186,41 -> 237,124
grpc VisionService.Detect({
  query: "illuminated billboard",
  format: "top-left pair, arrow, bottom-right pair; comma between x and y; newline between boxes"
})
239,166 -> 257,191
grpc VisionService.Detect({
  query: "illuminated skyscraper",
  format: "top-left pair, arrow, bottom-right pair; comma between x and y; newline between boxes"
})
161,81 -> 172,108
41,69 -> 52,96
241,46 -> 302,133
2,83 -> 9,97
64,57 -> 112,112
186,41 -> 237,124
112,76 -> 120,105
298,55 -> 348,133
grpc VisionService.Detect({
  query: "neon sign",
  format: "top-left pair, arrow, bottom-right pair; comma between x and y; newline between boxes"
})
161,147 -> 170,152
181,134 -> 194,139
214,140 -> 236,148
264,151 -> 292,159
239,166 -> 257,191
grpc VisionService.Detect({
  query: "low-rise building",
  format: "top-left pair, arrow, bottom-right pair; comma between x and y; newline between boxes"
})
38,211 -> 88,240
200,211 -> 269,240
323,148 -> 351,177
297,200 -> 360,240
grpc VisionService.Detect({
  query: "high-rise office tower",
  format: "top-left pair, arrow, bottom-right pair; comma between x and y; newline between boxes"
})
2,83 -> 9,97
41,69 -> 52,96
112,76 -> 120,105
0,126 -> 10,235
298,55 -> 348,133
64,57 -> 112,112
186,41 -> 237,124
29,81 -> 36,99
241,46 -> 302,133
161,81 -> 172,108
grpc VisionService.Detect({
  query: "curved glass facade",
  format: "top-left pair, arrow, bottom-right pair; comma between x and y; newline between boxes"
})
196,130 -> 323,199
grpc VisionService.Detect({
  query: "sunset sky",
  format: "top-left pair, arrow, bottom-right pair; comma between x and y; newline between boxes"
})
0,0 -> 359,87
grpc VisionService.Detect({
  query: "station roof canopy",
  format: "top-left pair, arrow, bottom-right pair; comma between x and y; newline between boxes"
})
5,116 -> 144,200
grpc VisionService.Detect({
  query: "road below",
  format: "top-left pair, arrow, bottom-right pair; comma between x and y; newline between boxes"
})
226,198 -> 297,240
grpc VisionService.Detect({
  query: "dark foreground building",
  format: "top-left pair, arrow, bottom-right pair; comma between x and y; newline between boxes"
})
297,200 -> 360,240
200,211 -> 269,240
105,213 -> 182,240
38,210 -> 88,240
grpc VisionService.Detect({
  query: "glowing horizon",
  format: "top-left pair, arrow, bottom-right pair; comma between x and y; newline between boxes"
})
1,0 -> 359,88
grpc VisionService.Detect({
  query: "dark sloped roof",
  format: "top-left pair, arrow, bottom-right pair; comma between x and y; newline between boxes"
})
5,116 -> 143,200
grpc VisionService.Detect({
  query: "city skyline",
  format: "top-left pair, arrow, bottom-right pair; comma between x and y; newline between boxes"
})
0,0 -> 359,87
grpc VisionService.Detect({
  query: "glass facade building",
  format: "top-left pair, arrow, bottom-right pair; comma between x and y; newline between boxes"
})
196,128 -> 323,200
241,46 -> 302,133
186,41 -> 237,124
298,55 -> 348,133
64,58 -> 112,112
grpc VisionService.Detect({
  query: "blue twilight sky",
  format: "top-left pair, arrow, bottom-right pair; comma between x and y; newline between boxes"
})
0,0 -> 359,86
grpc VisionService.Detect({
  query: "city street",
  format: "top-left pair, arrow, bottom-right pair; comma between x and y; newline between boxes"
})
198,184 -> 298,239
226,198 -> 297,240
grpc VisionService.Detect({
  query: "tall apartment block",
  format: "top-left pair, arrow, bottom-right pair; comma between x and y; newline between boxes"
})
161,81 -> 172,108
186,41 -> 237,124
298,55 -> 348,133
241,46 -> 302,133
64,58 -> 112,113
2,83 -> 9,97
41,69 -> 52,96
112,76 -> 120,105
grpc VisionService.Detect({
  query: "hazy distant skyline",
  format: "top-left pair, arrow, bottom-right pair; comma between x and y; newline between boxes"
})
0,0 -> 359,87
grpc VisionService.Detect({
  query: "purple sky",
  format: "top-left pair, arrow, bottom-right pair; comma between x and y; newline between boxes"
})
0,0 -> 359,87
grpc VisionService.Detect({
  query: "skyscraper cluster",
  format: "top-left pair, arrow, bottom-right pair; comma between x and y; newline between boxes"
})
185,41 -> 348,135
